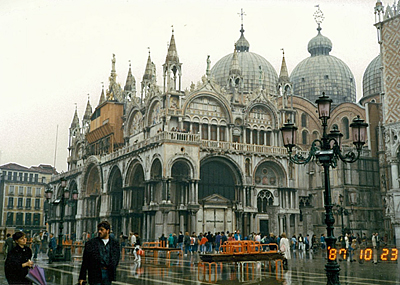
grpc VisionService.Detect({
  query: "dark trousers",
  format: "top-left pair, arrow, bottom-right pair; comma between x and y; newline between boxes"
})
92,269 -> 111,285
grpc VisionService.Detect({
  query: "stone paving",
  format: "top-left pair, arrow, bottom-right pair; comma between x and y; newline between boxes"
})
1,249 -> 399,284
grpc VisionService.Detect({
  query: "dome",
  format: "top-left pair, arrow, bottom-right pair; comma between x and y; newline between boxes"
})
307,33 -> 332,56
290,29 -> 356,104
211,52 -> 278,94
362,55 -> 381,99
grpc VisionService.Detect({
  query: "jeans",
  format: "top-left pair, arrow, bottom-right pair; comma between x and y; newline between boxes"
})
33,244 -> 40,259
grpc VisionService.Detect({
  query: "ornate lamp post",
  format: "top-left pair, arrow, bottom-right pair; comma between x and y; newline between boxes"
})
45,177 -> 78,261
280,93 -> 368,285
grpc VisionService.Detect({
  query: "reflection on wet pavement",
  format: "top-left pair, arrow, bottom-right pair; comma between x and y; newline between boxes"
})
1,248 -> 400,284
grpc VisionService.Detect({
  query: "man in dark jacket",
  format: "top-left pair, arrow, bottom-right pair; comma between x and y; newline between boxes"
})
79,221 -> 120,285
3,233 -> 14,259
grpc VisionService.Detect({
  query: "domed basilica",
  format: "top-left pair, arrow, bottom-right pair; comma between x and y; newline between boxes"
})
47,3 -> 400,246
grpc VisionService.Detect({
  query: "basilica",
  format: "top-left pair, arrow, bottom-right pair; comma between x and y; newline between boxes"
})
47,2 -> 400,246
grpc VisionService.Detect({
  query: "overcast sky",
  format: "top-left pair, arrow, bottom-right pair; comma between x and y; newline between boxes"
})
0,0 -> 381,172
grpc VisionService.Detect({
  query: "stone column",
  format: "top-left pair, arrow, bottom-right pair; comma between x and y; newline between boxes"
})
286,214 -> 290,236
390,160 -> 399,189
180,214 -> 185,233
217,126 -> 220,141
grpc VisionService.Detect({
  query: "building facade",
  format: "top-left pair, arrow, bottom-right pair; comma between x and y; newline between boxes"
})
47,3 -> 400,244
0,163 -> 56,237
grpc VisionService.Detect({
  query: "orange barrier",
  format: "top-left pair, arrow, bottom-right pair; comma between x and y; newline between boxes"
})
220,240 -> 265,255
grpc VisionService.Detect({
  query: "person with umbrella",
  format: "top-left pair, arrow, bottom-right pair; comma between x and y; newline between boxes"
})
79,221 -> 120,285
4,231 -> 34,284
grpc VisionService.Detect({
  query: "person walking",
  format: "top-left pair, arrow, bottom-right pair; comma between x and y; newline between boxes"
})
183,232 -> 190,256
3,234 -> 14,259
79,221 -> 120,285
5,231 -> 34,285
32,232 -> 42,260
279,232 -> 291,270
48,233 -> 57,264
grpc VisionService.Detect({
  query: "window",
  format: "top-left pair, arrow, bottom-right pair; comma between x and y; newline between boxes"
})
8,185 -> 14,195
25,213 -> 32,225
33,213 -> 40,226
201,124 -> 208,140
13,172 -> 17,181
219,126 -> 226,141
27,187 -> 32,196
257,190 -> 274,213
7,171 -> 12,180
302,130 -> 308,145
19,173 -> 23,181
211,125 -> 217,141
16,213 -> 23,226
35,187 -> 41,197
24,173 -> 28,181
35,198 -> 40,210
342,117 -> 349,139
26,198 -> 31,209
6,212 -> 14,226
17,198 -> 23,209
29,173 -> 33,182
301,113 -> 307,127
7,197 -> 14,209
18,186 -> 24,195
34,174 -> 38,182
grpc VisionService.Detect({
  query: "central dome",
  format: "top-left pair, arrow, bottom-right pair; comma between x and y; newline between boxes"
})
210,28 -> 278,95
211,52 -> 278,94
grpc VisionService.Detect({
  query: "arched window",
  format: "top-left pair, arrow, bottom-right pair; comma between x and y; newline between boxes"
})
302,130 -> 308,144
342,118 -> 349,139
245,158 -> 251,177
301,113 -> 307,127
257,190 -> 274,213
313,131 -> 319,140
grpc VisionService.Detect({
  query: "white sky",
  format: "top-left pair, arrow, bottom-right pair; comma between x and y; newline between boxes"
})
0,0 -> 381,172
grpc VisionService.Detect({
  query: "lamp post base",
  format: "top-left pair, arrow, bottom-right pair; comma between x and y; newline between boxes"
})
325,262 -> 340,285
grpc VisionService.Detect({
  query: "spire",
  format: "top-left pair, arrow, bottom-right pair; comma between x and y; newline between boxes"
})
278,49 -> 289,82
229,46 -> 241,76
124,60 -> 136,92
313,5 -> 324,33
165,27 -> 179,63
83,95 -> 92,121
70,104 -> 80,129
143,49 -> 154,81
98,83 -> 106,105
235,8 -> 249,52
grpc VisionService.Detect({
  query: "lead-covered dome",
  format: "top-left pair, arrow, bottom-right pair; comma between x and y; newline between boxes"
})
290,28 -> 356,104
211,28 -> 278,95
362,55 -> 381,99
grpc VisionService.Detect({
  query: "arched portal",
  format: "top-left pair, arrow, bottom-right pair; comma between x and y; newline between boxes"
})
125,162 -> 145,236
199,158 -> 242,234
83,164 -> 102,236
109,166 -> 123,236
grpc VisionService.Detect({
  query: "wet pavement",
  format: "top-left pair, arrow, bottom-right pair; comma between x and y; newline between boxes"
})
1,248 -> 399,284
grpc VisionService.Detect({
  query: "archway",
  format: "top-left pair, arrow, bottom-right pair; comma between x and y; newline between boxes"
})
109,166 -> 123,236
199,157 -> 242,234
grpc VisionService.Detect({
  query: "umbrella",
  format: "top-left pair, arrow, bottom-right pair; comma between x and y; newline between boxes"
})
26,265 -> 47,285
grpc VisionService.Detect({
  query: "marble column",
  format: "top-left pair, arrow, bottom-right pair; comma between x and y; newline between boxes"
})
390,160 -> 399,189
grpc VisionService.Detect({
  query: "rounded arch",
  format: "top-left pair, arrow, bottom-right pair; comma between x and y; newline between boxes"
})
253,159 -> 287,188
125,108 -> 143,137
183,92 -> 233,124
150,157 -> 163,180
125,158 -> 145,187
83,163 -> 102,196
245,102 -> 278,129
199,156 -> 243,201
166,155 -> 197,179
146,98 -> 162,127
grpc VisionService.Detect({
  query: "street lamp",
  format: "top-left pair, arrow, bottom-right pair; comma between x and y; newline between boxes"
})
280,92 -> 368,285
336,194 -> 350,249
45,177 -> 78,261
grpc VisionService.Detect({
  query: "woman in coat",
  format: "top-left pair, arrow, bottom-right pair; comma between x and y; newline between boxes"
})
5,231 -> 34,284
279,232 -> 291,269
